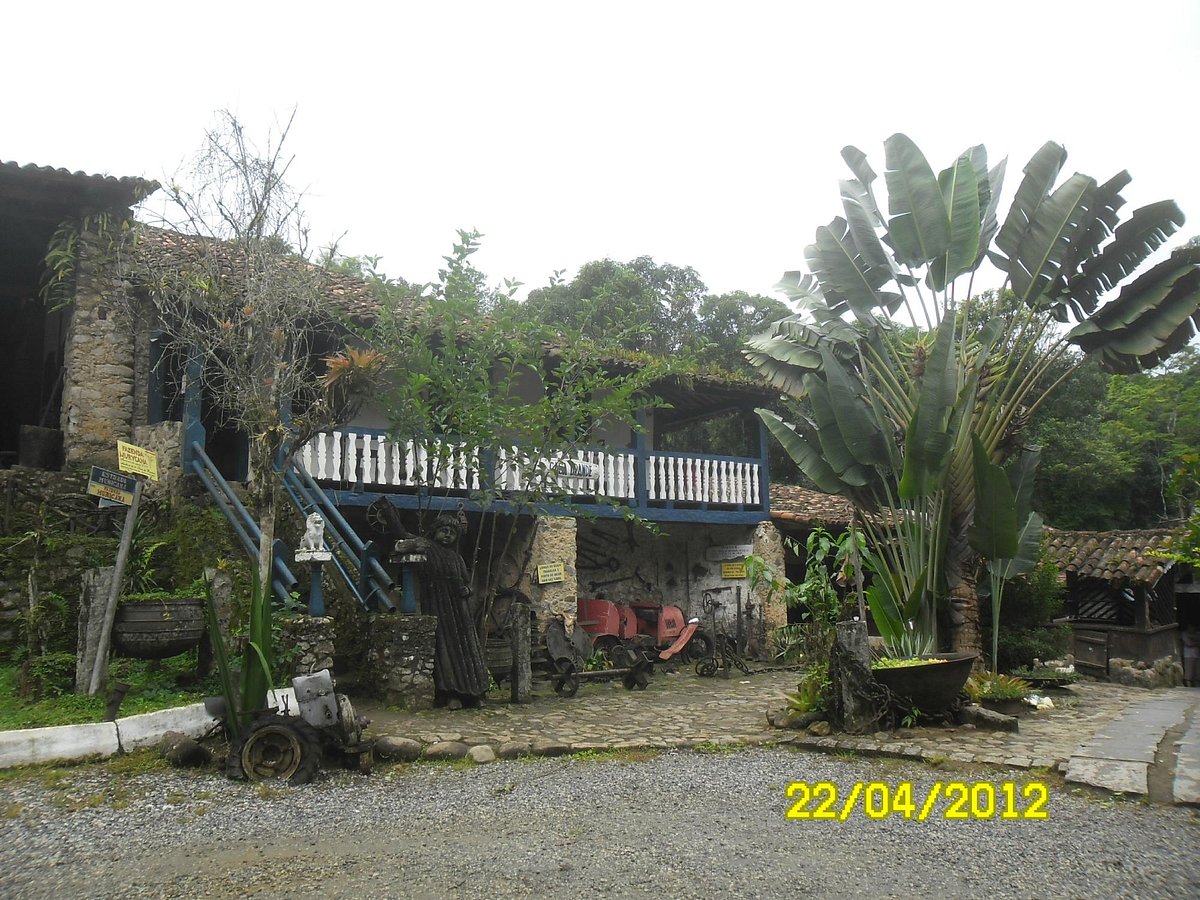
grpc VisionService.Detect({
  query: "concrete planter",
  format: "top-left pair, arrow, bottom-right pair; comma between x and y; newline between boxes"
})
872,652 -> 977,713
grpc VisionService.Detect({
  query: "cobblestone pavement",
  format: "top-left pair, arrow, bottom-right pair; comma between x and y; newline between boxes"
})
352,667 -> 1146,771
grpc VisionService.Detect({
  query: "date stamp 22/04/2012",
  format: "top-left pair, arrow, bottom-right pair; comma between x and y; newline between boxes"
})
785,781 -> 1049,821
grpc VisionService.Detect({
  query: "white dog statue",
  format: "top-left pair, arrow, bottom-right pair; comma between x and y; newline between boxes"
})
299,512 -> 325,551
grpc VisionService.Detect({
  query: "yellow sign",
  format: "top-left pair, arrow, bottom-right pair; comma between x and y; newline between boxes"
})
117,440 -> 159,481
537,562 -> 566,585
721,562 -> 748,579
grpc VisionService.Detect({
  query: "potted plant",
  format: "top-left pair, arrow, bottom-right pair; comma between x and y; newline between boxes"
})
111,518 -> 206,660
965,672 -> 1032,716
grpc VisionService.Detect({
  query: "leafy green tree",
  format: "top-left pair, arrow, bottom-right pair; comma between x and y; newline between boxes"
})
350,234 -> 665,621
745,134 -> 1200,656
1103,346 -> 1200,522
521,257 -> 701,355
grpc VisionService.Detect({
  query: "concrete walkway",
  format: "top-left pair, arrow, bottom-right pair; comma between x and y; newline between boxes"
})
355,668 -> 1200,805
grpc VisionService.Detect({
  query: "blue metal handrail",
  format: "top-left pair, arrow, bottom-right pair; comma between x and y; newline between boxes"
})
281,462 -> 396,612
188,441 -> 297,604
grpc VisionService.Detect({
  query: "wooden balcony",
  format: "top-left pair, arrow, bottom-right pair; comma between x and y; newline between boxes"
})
296,428 -> 770,523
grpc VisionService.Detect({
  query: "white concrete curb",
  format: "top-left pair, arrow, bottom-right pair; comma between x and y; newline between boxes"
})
0,690 -> 302,769
0,722 -> 120,768
114,704 -> 221,752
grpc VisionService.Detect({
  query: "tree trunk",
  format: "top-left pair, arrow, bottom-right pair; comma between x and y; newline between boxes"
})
945,552 -> 983,659
250,439 -> 277,594
257,493 -> 275,595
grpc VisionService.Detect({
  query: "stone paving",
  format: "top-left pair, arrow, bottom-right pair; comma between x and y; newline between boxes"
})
352,667 -> 1152,774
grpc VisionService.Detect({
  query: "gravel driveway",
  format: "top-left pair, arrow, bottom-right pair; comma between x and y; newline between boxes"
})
2,747 -> 1198,899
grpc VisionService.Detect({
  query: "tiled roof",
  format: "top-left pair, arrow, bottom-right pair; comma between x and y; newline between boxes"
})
129,227 -> 385,321
1043,528 -> 1181,586
0,159 -> 157,211
770,484 -> 854,526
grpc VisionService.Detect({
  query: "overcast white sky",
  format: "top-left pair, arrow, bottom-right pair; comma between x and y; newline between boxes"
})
6,1 -> 1199,300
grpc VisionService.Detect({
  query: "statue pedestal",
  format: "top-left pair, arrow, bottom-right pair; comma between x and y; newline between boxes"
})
295,549 -> 332,616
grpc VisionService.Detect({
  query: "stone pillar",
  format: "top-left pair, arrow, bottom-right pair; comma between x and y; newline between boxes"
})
61,242 -> 136,465
362,614 -> 438,708
517,516 -> 578,636
751,520 -> 787,654
836,620 -> 874,734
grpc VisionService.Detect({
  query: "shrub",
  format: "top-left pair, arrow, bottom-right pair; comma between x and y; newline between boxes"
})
982,543 -> 1068,671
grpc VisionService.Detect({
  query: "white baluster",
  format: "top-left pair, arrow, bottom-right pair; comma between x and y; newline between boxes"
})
386,440 -> 398,486
348,433 -> 362,483
329,431 -> 342,480
360,435 -> 374,485
750,463 -> 760,505
313,434 -> 326,479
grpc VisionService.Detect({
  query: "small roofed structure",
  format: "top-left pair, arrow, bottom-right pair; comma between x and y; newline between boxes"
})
1044,528 -> 1189,677
769,484 -> 853,530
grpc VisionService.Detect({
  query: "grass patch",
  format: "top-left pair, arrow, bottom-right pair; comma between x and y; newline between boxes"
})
569,747 -> 661,764
105,750 -> 170,777
692,741 -> 742,755
0,657 -> 219,731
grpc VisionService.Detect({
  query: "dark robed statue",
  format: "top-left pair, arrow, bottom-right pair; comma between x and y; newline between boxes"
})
395,512 -> 489,709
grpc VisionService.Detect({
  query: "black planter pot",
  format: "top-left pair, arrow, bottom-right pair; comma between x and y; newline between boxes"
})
872,652 -> 977,713
112,597 -> 206,659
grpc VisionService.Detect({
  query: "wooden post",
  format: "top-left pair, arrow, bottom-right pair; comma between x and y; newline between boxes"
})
88,479 -> 142,695
75,566 -> 115,694
510,603 -> 532,703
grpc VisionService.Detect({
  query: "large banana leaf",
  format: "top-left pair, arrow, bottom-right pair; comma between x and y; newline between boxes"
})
774,271 -> 827,306
1044,172 -> 1131,314
975,158 -> 1008,269
988,512 -> 1044,582
743,333 -> 818,396
968,434 -> 1018,561
928,155 -> 981,291
1065,199 -> 1184,319
884,133 -> 950,266
1010,173 -> 1098,308
820,345 -> 891,467
898,316 -> 958,498
805,374 -> 873,486
841,145 -> 884,224
1068,246 -> 1200,372
992,141 -> 1067,266
1007,444 -> 1042,524
809,216 -> 895,318
757,408 -> 856,494
841,179 -> 892,271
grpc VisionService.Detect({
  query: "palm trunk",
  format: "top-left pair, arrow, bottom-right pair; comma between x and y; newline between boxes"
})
944,528 -> 983,659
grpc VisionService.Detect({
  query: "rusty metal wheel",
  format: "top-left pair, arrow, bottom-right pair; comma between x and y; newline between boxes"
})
236,714 -> 322,785
554,661 -> 580,697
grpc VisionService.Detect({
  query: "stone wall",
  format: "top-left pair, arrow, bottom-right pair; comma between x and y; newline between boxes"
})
277,615 -> 336,678
131,422 -> 185,499
61,241 -> 137,466
361,614 -> 438,708
1108,656 -> 1184,689
573,518 -> 776,657
0,467 -> 120,653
